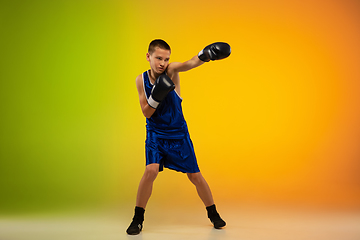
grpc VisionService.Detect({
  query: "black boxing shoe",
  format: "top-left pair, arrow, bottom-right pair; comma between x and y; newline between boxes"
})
126,206 -> 145,235
206,204 -> 226,229
209,212 -> 226,229
126,216 -> 143,235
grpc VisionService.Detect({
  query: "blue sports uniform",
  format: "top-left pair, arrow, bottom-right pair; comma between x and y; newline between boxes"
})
142,70 -> 200,173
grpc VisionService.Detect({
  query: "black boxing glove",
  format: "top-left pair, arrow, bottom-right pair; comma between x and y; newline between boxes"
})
198,42 -> 231,62
147,74 -> 175,109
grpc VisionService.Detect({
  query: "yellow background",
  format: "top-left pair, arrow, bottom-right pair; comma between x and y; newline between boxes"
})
1,0 -> 359,215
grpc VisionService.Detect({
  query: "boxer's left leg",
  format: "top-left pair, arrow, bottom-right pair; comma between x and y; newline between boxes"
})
187,172 -> 214,206
187,172 -> 226,229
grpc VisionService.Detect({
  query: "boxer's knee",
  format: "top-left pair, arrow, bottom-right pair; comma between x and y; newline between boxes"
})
187,172 -> 203,186
143,164 -> 159,181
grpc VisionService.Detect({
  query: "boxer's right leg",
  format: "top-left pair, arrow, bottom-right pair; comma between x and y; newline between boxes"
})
126,163 -> 159,235
136,163 -> 159,208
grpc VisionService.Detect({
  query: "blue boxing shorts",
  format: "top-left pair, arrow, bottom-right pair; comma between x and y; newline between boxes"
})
145,131 -> 200,173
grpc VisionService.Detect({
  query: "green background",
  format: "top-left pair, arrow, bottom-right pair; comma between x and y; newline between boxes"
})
1,0 -> 142,214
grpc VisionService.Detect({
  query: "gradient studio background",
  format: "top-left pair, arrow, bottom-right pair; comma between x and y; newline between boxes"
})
1,0 -> 359,217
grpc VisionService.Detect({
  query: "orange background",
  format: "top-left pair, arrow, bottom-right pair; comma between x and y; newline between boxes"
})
123,0 -> 360,209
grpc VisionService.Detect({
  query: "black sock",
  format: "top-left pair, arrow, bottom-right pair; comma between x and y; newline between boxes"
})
134,206 -> 145,221
206,204 -> 217,217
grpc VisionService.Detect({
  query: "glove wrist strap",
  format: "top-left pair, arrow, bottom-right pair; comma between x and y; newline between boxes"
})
147,95 -> 159,109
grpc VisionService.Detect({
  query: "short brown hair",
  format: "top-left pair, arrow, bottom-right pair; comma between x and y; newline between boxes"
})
148,39 -> 171,54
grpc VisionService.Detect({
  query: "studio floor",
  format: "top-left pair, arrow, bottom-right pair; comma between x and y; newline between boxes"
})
1,204 -> 359,240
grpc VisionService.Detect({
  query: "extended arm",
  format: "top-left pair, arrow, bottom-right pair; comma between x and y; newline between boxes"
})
167,55 -> 204,73
167,42 -> 231,76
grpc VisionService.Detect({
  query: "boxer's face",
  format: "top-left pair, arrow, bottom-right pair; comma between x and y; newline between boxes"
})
146,47 -> 170,75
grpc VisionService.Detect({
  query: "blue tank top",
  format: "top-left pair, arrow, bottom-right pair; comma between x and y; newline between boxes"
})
142,70 -> 188,138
